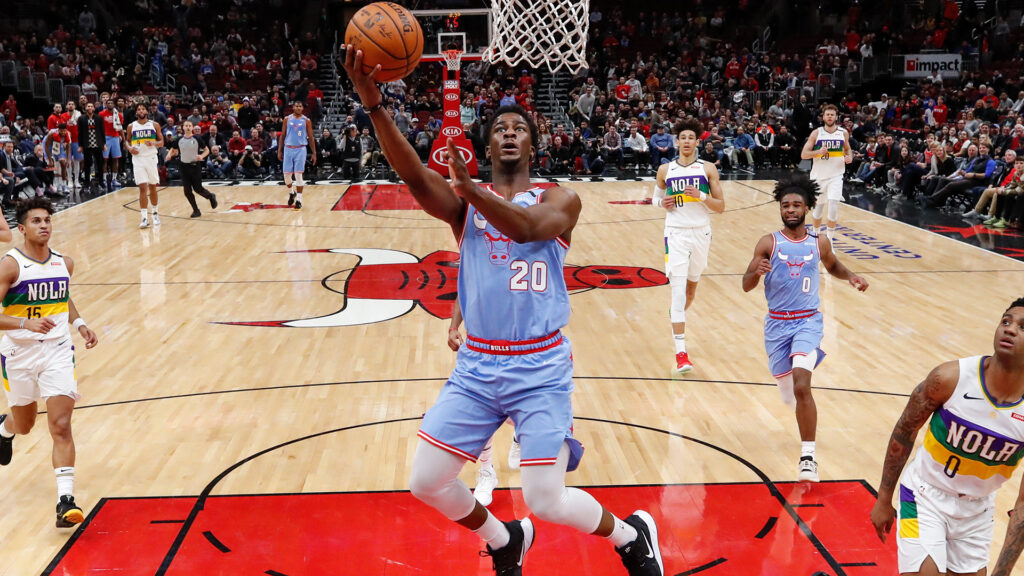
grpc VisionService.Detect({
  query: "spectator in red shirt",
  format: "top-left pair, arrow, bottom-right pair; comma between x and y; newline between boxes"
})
724,56 -> 742,80
47,103 -> 64,131
1,95 -> 17,126
227,129 -> 247,165
517,70 -> 535,93
614,78 -> 630,103
932,96 -> 949,126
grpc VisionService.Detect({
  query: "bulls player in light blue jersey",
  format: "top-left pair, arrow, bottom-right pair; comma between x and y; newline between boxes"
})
743,174 -> 868,482
343,46 -> 663,576
277,101 -> 316,210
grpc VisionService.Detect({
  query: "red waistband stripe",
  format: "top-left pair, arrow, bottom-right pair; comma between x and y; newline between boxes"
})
768,309 -> 818,320
465,331 -> 563,355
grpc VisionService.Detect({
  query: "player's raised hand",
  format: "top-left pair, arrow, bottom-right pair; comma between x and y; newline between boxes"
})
850,274 -> 869,292
755,258 -> 771,276
340,45 -> 382,103
447,138 -> 478,198
78,324 -> 98,348
869,499 -> 895,542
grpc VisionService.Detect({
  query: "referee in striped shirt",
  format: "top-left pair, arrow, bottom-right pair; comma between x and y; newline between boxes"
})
167,120 -> 218,218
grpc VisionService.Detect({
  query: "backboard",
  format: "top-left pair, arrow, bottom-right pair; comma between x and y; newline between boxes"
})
412,8 -> 490,63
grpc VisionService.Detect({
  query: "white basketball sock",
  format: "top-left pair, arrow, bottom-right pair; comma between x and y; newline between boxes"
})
801,441 -> 816,460
606,516 -> 639,548
674,334 -> 686,354
55,466 -> 75,498
0,417 -> 13,438
474,512 -> 511,548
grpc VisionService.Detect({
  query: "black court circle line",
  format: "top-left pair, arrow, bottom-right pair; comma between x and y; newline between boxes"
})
46,375 -> 912,417
148,415 -> 851,576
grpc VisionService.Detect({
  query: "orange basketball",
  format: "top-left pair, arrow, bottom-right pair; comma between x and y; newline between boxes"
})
345,2 -> 424,83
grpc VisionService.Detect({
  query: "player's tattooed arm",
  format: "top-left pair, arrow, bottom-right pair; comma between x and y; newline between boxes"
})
878,361 -> 958,497
870,361 -> 957,542
992,479 -> 1024,576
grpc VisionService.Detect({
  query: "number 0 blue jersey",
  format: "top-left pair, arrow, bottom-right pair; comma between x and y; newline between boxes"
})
765,231 -> 820,312
458,186 -> 570,341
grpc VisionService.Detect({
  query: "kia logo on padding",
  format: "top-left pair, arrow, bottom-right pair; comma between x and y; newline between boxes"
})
441,126 -> 462,137
445,92 -> 459,101
432,145 -> 473,165
445,109 -> 459,118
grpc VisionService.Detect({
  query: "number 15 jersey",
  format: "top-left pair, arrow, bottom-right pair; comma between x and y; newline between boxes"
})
1,248 -> 71,343
458,186 -> 569,341
908,356 -> 1024,498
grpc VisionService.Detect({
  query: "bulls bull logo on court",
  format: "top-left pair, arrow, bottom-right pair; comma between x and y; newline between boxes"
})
220,248 -> 668,327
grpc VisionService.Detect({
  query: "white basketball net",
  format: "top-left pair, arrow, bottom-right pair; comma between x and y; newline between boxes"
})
442,49 -> 463,72
483,0 -> 590,73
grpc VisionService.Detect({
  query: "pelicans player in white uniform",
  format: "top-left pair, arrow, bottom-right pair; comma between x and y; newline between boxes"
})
0,198 -> 98,528
653,118 -> 725,374
872,298 -> 1024,576
127,103 -> 164,228
800,104 -> 852,241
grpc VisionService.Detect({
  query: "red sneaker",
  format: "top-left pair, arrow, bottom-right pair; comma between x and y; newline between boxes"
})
675,352 -> 693,374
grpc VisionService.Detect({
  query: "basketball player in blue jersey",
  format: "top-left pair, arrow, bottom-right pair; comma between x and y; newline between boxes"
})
800,104 -> 852,241
652,118 -> 725,374
277,101 -> 316,210
343,46 -> 663,576
742,174 -> 868,482
871,300 -> 1024,576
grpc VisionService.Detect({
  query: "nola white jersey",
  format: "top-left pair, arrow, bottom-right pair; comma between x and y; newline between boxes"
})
908,356 -> 1024,498
659,159 -> 712,229
128,120 -> 160,158
1,248 -> 71,343
809,126 -> 847,181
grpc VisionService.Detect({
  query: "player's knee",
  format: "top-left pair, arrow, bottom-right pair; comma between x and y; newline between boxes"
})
827,200 -> 839,222
10,414 -> 35,435
793,379 -> 813,399
670,278 -> 687,323
47,414 -> 72,440
295,174 -> 305,187
408,466 -> 446,503
522,480 -> 567,524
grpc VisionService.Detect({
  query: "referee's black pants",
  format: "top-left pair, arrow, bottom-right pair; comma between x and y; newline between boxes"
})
180,163 -> 215,212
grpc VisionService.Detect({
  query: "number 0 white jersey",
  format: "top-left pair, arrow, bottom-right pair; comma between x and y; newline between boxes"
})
908,356 -> 1024,498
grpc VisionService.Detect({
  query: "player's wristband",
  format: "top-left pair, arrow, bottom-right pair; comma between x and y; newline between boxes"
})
72,318 -> 87,330
365,98 -> 385,114
19,318 -> 25,329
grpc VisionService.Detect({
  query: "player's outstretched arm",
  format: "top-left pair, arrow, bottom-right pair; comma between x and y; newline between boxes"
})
869,361 -> 958,542
447,139 -> 579,244
703,162 -> 726,213
819,236 -> 868,291
340,47 -> 464,230
992,479 -> 1024,576
741,234 -> 773,292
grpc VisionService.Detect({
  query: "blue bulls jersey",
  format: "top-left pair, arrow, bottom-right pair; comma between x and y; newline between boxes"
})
284,115 -> 308,146
765,230 -> 820,312
458,186 -> 570,341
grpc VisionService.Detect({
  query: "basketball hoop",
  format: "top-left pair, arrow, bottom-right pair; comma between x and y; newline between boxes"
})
484,0 -> 590,73
441,49 -> 463,72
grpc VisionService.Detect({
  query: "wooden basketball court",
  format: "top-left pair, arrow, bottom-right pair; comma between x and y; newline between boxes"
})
2,179 -> 1023,575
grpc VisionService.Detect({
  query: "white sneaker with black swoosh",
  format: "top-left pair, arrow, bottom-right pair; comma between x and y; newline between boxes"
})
616,510 -> 663,576
483,517 -> 533,576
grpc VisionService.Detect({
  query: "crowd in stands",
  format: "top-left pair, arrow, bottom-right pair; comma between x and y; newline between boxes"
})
1,0 -> 1024,214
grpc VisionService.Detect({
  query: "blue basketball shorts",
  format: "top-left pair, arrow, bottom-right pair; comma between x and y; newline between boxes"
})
418,332 -> 584,471
282,146 -> 306,174
764,311 -> 826,379
103,136 -> 121,159
70,142 -> 83,161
